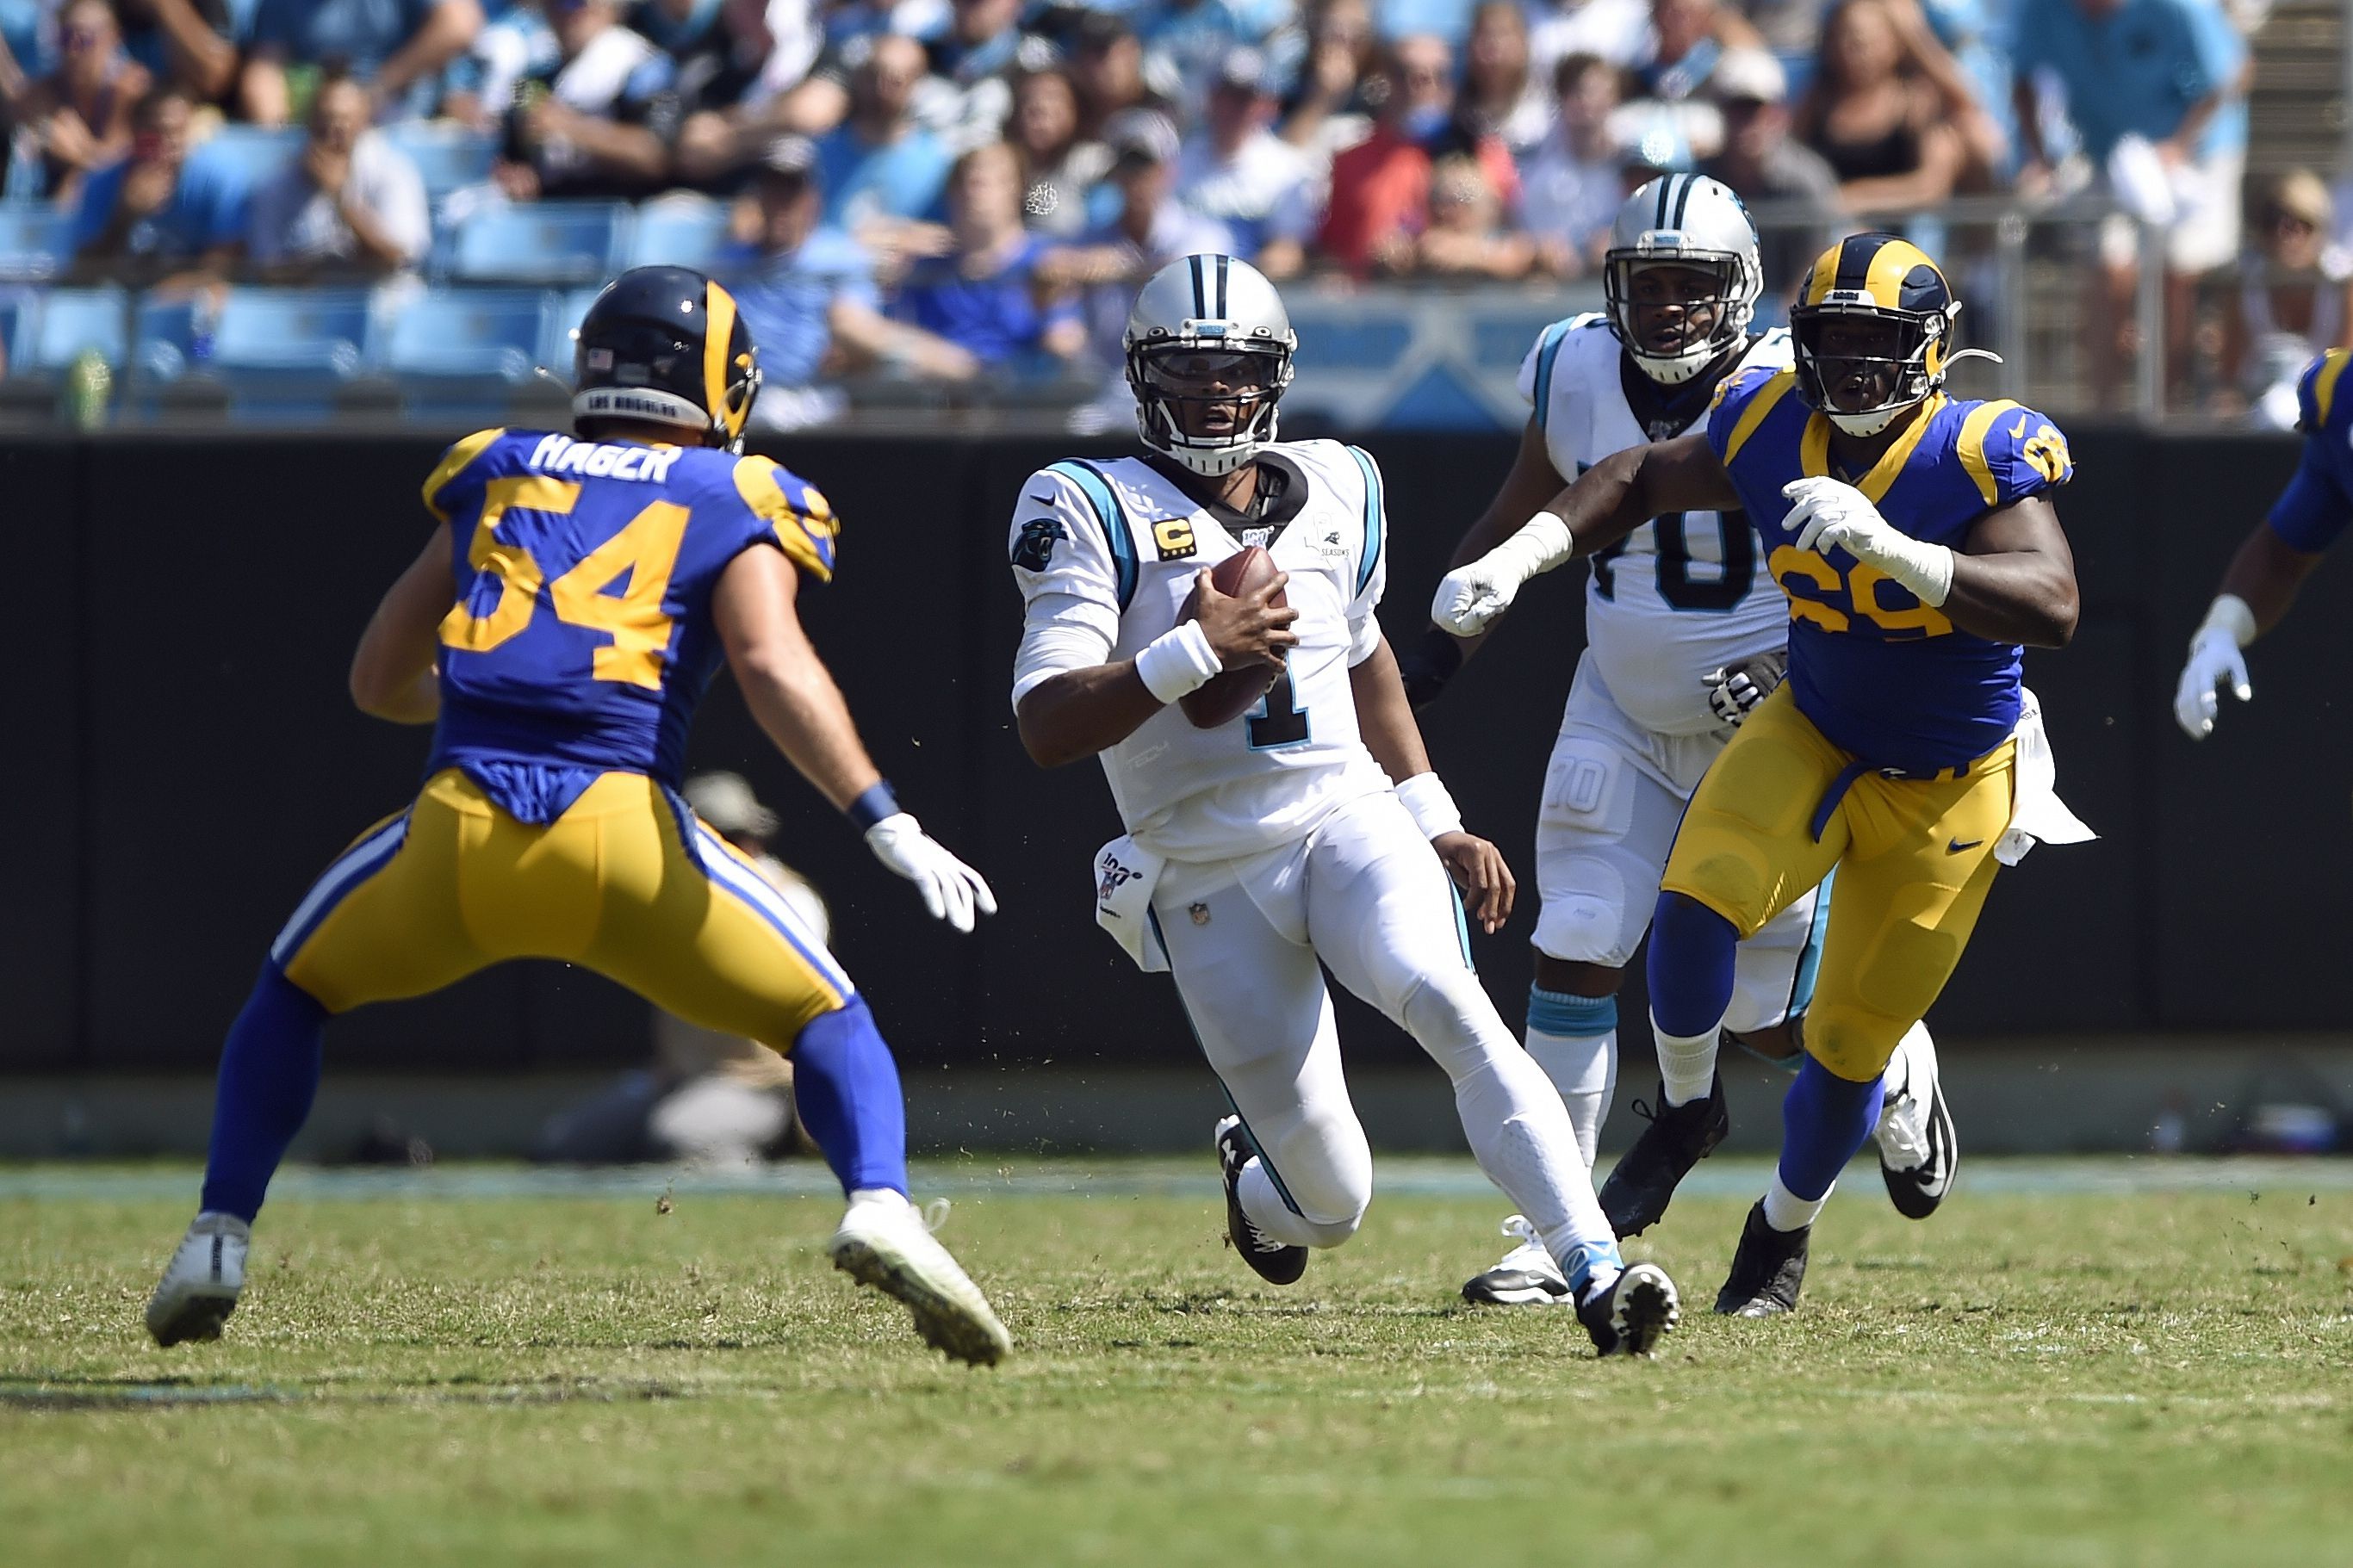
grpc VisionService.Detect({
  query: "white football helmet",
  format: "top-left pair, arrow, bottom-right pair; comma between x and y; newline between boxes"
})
1603,174 -> 1764,385
1123,253 -> 1297,475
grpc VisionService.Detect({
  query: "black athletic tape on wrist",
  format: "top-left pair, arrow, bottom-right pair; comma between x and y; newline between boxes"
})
847,781 -> 901,832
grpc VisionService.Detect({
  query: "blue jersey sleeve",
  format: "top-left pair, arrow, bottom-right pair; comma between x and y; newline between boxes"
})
2267,351 -> 2353,551
1704,365 -> 1800,465
1953,400 -> 2073,509
730,456 -> 839,582
421,427 -> 510,520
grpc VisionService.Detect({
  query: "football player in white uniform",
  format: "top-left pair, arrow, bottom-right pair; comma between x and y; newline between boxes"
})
1400,178 -> 1957,1307
1007,253 -> 1680,1355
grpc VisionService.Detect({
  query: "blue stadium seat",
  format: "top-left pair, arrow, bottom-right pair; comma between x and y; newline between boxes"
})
23,287 -> 129,370
0,204 -> 77,282
132,295 -> 201,381
448,201 -> 633,285
539,285 -> 607,369
371,288 -> 550,381
195,126 -> 303,188
1287,303 -> 1414,371
628,199 -> 729,270
208,288 -> 372,375
1468,308 -> 1576,371
385,125 -> 498,204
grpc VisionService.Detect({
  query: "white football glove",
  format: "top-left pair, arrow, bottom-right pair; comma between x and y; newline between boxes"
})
1703,649 -> 1789,728
1431,510 -> 1576,635
1781,477 -> 1955,607
2173,598 -> 2256,740
1431,561 -> 1521,636
866,814 -> 998,933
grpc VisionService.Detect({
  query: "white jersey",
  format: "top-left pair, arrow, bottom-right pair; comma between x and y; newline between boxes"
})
1519,314 -> 1791,735
1009,441 -> 1394,863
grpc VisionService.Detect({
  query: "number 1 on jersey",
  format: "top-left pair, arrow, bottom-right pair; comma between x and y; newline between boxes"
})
1247,655 -> 1310,749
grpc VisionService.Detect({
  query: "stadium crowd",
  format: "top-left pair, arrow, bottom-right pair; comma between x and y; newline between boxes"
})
0,0 -> 2325,421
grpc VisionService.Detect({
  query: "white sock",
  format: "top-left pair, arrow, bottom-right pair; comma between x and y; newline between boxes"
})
844,1187 -> 910,1223
1654,1020 -> 1721,1106
1761,1172 -> 1828,1232
1524,1026 -> 1616,1168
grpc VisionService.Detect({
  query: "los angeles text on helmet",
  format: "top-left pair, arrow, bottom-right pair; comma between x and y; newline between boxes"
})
527,431 -> 686,484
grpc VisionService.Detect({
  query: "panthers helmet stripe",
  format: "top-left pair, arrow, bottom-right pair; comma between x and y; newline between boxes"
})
1955,400 -> 2026,507
702,280 -> 738,435
1189,253 -> 1208,317
2315,347 -> 2353,426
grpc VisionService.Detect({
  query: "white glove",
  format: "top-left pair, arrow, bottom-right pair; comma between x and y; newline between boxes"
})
1781,477 -> 1954,607
1431,510 -> 1575,635
2173,595 -> 2256,741
1703,649 -> 1789,728
866,814 -> 998,933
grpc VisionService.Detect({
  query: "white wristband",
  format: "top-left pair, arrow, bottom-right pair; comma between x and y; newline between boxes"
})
2197,593 -> 2257,649
1134,621 -> 1223,703
1488,508 -> 1576,583
1394,772 -> 1463,840
1883,535 -> 1956,608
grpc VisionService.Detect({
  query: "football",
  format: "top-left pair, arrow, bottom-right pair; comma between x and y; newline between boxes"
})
1176,545 -> 1285,728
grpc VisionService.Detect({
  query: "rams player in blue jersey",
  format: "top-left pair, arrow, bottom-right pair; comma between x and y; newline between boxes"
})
2176,347 -> 2353,738
1435,234 -> 2090,1314
145,267 -> 1011,1365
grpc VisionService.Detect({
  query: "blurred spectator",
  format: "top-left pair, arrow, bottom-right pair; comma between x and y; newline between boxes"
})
1176,46 -> 1313,277
1528,0 -> 1648,83
114,0 -> 245,104
664,0 -> 830,185
1519,52 -> 1626,278
8,0 -> 152,206
533,772 -> 823,1168
2013,0 -> 2249,407
240,0 -> 487,126
1919,0 -> 2014,184
488,0 -> 680,201
928,0 -> 1045,152
1790,0 -> 1965,215
815,34 -> 954,239
1461,0 -> 1549,158
69,83 -> 245,288
1630,0 -> 1761,105
1315,34 -> 1453,278
1276,0 -> 1376,173
248,72 -> 431,282
2221,170 -> 2353,429
1009,65 -> 1109,239
1699,46 -> 1836,294
1743,0 -> 1830,61
722,136 -> 972,427
1382,149 -> 1535,277
889,139 -> 1086,372
1141,0 -> 1294,108
1069,11 -> 1173,141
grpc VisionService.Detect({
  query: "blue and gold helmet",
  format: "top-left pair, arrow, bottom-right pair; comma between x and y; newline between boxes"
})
573,265 -> 761,453
1789,232 -> 1961,437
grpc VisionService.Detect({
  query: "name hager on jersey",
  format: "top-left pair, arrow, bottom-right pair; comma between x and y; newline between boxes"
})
1521,315 -> 1791,736
1009,441 -> 1394,864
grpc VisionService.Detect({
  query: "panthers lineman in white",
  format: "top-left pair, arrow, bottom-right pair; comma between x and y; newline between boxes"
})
1401,178 -> 1957,1306
1008,253 -> 1679,1355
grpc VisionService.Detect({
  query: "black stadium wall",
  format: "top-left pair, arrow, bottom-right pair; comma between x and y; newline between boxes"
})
0,425 -> 2333,1076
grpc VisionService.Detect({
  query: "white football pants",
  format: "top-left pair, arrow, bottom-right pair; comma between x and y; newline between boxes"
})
1152,790 -> 1617,1274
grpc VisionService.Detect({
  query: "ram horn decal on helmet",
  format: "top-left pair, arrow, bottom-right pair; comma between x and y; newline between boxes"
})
1788,232 -> 1962,438
573,266 -> 763,453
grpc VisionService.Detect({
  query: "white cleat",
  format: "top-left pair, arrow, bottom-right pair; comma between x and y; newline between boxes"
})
146,1212 -> 249,1347
1460,1214 -> 1573,1305
827,1192 -> 1011,1367
1875,1024 -> 1958,1220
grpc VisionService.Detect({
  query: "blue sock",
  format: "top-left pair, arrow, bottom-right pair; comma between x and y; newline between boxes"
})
792,996 -> 910,1198
1646,893 -> 1739,1039
198,964 -> 329,1223
1776,1055 -> 1886,1202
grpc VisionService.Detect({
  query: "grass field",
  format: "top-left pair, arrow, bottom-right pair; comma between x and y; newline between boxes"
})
4,1159 -> 2350,1567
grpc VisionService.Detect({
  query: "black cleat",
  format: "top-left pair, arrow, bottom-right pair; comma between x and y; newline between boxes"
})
1876,1028 -> 1958,1220
1577,1261 -> 1681,1356
1215,1116 -> 1307,1285
1596,1074 -> 1729,1237
1713,1200 -> 1810,1317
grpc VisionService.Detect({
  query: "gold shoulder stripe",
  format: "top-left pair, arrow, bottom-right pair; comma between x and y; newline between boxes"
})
2315,349 -> 2352,426
1955,400 -> 2022,508
421,428 -> 505,520
733,456 -> 834,582
1723,370 -> 1799,465
1859,394 -> 1947,504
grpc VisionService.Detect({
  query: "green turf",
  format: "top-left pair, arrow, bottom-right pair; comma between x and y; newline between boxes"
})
4,1160 -> 2350,1567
